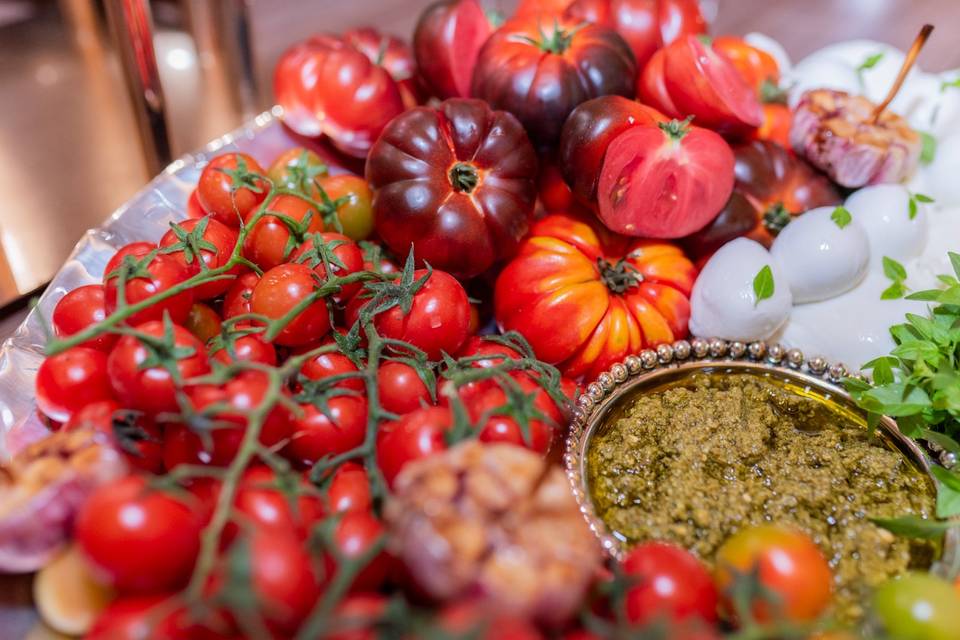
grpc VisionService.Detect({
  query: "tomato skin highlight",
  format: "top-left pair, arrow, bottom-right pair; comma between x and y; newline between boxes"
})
76,476 -> 203,594
35,347 -> 114,423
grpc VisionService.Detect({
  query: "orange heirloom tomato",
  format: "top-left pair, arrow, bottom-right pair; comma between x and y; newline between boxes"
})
753,103 -> 792,149
494,212 -> 696,382
712,36 -> 779,94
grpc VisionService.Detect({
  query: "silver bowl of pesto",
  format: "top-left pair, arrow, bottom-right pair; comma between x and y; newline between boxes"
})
565,338 -> 958,622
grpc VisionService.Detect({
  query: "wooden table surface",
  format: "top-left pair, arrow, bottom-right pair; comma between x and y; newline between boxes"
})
1,1 -> 959,637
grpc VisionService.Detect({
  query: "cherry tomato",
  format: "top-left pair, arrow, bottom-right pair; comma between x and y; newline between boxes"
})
274,35 -> 406,158
414,0 -> 493,99
327,462 -> 373,513
460,373 -> 559,453
377,361 -> 432,415
76,475 -> 203,593
457,335 -> 523,368
103,242 -> 156,282
366,99 -> 538,278
621,541 -> 718,626
35,347 -> 113,423
267,147 -> 329,193
315,175 -> 375,242
184,302 -> 222,344
471,16 -> 637,146
221,271 -> 260,320
871,573 -> 960,640
211,329 -> 277,367
230,466 -> 324,540
715,524 -> 832,624
243,193 -> 324,271
286,395 -> 368,466
86,595 -> 227,640
250,263 -> 331,347
196,152 -> 269,227
51,284 -> 116,352
323,510 -> 391,592
103,251 -> 195,327
106,320 -> 210,415
376,405 -> 452,487
299,350 -> 364,392
345,269 -> 470,360
290,231 -> 365,303
186,189 -> 206,219
65,400 -> 165,473
753,103 -> 792,148
327,593 -> 388,640
158,216 -> 240,300
596,117 -> 735,238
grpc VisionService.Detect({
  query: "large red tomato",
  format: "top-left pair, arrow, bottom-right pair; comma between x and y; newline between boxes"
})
495,212 -> 696,381
344,27 -> 424,108
274,35 -> 406,158
595,117 -> 735,238
471,16 -> 637,146
414,0 -> 493,99
565,0 -> 706,69
366,98 -> 538,278
559,95 -> 665,203
76,475 -> 203,593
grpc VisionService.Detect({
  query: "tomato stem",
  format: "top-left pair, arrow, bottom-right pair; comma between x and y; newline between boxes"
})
658,115 -> 695,142
449,162 -> 479,194
762,203 -> 792,236
597,257 -> 643,294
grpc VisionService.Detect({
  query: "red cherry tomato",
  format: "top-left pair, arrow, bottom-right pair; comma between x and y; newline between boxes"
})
472,16 -> 637,147
376,405 -> 452,487
242,193 -> 324,271
196,152 -> 269,227
221,271 -> 260,320
414,0 -> 493,99
76,475 -> 203,593
460,373 -> 559,453
327,593 -> 388,640
314,174 -> 375,242
274,35 -> 406,158
457,335 -> 523,368
438,601 -> 545,640
35,347 -> 113,423
158,216 -> 240,300
344,27 -> 424,108
106,320 -> 210,415
186,189 -> 206,219
250,263 -> 331,347
345,269 -> 470,360
622,541 -> 718,626
103,252 -> 195,327
596,117 -> 735,238
86,595 -> 227,640
230,466 -> 324,540
377,361 -> 432,415
327,462 -> 373,513
290,232 -> 365,303
103,242 -> 156,282
323,510 -> 391,592
51,284 -> 116,352
65,400 -> 165,473
286,395 -> 368,466
299,350 -> 364,392
715,524 -> 833,623
184,302 -> 222,344
211,329 -> 277,367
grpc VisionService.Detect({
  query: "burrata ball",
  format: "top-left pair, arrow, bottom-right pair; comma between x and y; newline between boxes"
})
786,56 -> 860,108
843,184 -> 928,268
924,132 -> 960,207
689,238 -> 793,342
770,206 -> 870,303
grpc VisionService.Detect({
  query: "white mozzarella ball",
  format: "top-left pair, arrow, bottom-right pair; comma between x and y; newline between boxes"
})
771,206 -> 870,303
924,132 -> 960,207
844,184 -> 928,268
689,238 -> 792,342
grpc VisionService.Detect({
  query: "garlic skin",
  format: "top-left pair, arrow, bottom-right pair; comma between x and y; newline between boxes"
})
689,238 -> 792,342
844,184 -> 928,268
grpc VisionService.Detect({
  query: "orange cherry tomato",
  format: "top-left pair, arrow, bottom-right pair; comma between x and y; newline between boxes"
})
752,103 -> 793,149
712,35 -> 780,93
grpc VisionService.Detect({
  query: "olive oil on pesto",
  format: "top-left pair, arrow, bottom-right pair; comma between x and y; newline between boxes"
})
586,372 -> 936,620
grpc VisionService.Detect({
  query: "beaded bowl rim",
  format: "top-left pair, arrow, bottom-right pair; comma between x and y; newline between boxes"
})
563,337 -> 960,581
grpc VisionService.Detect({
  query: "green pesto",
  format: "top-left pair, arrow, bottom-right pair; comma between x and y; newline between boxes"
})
587,372 -> 936,620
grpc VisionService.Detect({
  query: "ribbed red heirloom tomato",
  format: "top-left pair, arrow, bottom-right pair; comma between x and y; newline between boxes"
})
495,212 -> 696,381
559,95 -> 665,203
471,16 -> 637,146
274,34 -> 406,158
413,0 -> 493,99
565,0 -> 706,69
366,99 -> 537,279
344,27 -> 424,108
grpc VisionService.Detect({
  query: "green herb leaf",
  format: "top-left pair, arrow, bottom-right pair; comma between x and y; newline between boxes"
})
857,52 -> 885,72
830,206 -> 852,229
881,282 -> 907,300
871,515 -> 955,540
920,132 -> 937,164
941,77 -> 960,93
882,256 -> 907,282
914,193 -> 935,204
949,252 -> 960,279
752,265 -> 775,307
932,466 -> 960,518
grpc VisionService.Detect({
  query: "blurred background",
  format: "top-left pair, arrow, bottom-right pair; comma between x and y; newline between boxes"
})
0,0 -> 958,313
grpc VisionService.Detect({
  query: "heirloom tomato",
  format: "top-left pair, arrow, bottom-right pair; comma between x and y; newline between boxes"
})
638,47 -> 679,116
471,16 -> 637,146
76,475 -> 203,594
596,117 -> 735,238
274,34 -> 406,158
514,0 -> 571,17
715,525 -> 832,623
159,216 -> 240,300
250,263 -> 331,347
621,542 -> 718,626
35,347 -> 113,423
366,99 -> 537,278
344,27 -> 424,108
51,284 -> 116,352
559,95 -> 665,203
682,140 -> 841,261
196,152 -> 269,227
315,174 -> 374,241
414,0 -> 493,100
565,0 -> 706,69
495,212 -> 696,381
103,252 -> 195,327
242,193 -> 324,271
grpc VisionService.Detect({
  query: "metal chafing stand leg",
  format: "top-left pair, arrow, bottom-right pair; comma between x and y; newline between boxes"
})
103,0 -> 173,176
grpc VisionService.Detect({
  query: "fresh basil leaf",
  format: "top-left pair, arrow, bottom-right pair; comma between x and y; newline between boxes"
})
862,382 -> 930,416
914,193 -> 935,204
752,265 -> 775,307
883,256 -> 907,282
906,288 -> 945,302
857,52 -> 885,72
881,283 -> 907,300
871,515 -> 954,540
950,252 -> 960,279
830,206 -> 852,229
920,132 -> 937,164
942,77 -> 960,93
932,466 -> 960,518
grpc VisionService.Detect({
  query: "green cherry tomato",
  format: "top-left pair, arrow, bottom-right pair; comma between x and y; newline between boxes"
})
316,174 -> 374,241
872,572 -> 960,640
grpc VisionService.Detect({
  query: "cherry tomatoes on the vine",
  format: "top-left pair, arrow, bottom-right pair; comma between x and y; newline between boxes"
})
290,231 -> 365,303
103,253 -> 195,327
35,347 -> 114,423
51,284 -> 116,352
196,152 -> 269,227
327,462 -> 373,514
230,466 -> 324,540
159,216 -> 240,300
103,242 -> 155,281
221,271 -> 260,320
242,193 -> 324,271
65,400 -> 165,473
299,350 -> 364,392
376,405 -> 452,487
250,263 -> 331,347
315,175 -> 375,242
377,360 -> 433,415
286,395 -> 368,466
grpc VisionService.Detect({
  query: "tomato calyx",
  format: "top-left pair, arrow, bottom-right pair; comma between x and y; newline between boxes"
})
598,257 -> 643,294
759,79 -> 788,105
105,251 -> 159,285
111,410 -> 159,458
215,155 -> 267,197
515,19 -> 586,55
353,250 -> 430,325
657,115 -> 695,142
762,203 -> 792,236
127,315 -> 201,380
160,217 -> 219,268
448,162 -> 480,194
